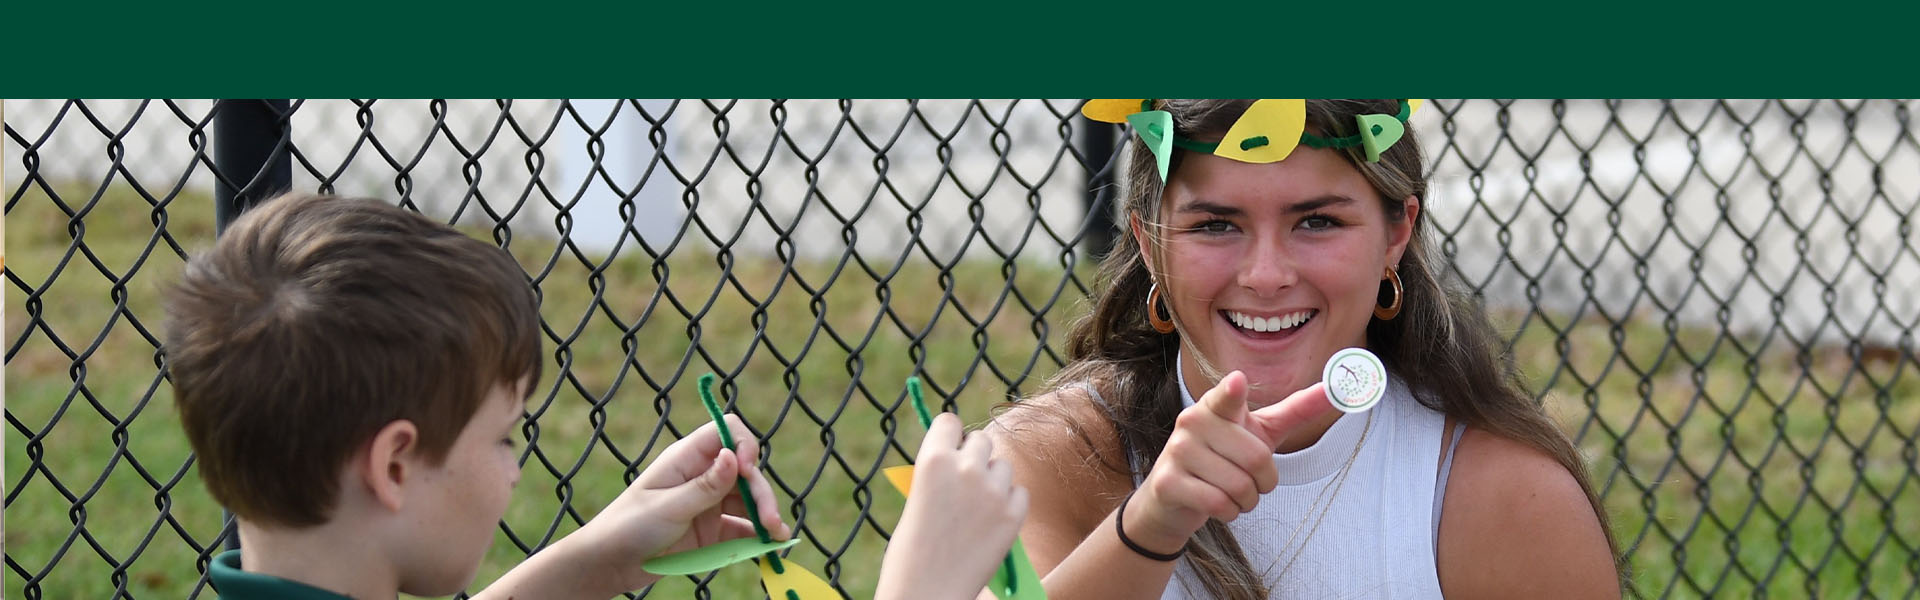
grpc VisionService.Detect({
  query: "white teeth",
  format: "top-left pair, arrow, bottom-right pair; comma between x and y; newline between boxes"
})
1227,310 -> 1314,333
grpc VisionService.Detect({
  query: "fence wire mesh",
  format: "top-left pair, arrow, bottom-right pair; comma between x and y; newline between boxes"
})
5,99 -> 1918,599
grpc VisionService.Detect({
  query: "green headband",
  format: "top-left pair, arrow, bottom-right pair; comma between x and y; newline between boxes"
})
1081,99 -> 1424,181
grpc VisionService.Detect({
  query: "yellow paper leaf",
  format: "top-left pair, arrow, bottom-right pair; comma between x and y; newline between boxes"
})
1081,99 -> 1146,124
883,465 -> 914,497
1213,99 -> 1306,163
759,557 -> 845,600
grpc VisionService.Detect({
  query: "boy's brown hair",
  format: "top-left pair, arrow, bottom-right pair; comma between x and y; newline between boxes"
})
166,193 -> 542,527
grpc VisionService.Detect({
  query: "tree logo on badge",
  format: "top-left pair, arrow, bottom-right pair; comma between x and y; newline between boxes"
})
1323,348 -> 1387,413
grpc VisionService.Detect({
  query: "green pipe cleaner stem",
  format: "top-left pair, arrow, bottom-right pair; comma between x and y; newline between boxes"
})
906,376 -> 934,429
697,373 -> 786,572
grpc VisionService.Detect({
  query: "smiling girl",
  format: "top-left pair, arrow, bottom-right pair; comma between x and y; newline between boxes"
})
988,99 -> 1627,599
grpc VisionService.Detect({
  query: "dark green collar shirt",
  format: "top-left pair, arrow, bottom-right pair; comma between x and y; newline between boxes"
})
207,550 -> 355,600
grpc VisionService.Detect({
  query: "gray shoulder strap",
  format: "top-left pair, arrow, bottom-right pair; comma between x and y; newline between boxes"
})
1432,421 -> 1468,552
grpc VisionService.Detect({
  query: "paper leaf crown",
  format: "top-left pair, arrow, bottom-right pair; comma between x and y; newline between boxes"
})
1082,99 -> 1425,181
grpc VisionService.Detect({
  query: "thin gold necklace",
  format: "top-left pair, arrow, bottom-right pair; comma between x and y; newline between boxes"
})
1270,409 -> 1375,578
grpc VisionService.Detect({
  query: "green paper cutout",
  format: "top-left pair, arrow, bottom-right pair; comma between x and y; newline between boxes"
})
696,373 -> 784,571
642,537 -> 802,576
1126,110 -> 1174,182
1355,113 -> 1405,162
987,539 -> 1048,600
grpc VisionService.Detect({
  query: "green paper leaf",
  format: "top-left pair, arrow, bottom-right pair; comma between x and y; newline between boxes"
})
1355,113 -> 1406,162
642,537 -> 803,576
1126,110 -> 1174,183
986,539 -> 1048,600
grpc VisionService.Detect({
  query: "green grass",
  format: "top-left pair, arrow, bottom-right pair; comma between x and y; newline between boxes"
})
7,182 -> 1919,598
1510,308 -> 1920,597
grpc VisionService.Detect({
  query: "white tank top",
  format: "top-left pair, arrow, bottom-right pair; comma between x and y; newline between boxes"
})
1092,361 -> 1454,599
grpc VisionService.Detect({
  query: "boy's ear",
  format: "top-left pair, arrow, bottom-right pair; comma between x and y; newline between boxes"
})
358,419 -> 420,513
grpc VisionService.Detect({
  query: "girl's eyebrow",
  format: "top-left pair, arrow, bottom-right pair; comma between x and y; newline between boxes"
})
1174,200 -> 1241,216
1175,195 -> 1356,217
1286,195 -> 1356,214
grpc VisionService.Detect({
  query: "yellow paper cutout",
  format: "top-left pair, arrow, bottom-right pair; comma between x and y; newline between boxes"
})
883,465 -> 914,496
1212,99 -> 1306,163
1408,99 -> 1424,115
759,557 -> 845,600
1081,99 -> 1146,124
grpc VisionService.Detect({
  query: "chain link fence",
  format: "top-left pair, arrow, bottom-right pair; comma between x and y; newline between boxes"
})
6,99 -> 1918,599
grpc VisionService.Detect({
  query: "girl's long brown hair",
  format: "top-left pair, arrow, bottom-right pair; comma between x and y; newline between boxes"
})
1025,100 -> 1627,599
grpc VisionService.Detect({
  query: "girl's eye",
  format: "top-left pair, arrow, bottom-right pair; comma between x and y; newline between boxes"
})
1193,220 -> 1236,234
1301,215 -> 1340,230
501,437 -> 517,449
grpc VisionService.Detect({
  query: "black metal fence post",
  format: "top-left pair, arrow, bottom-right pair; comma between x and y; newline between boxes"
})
209,99 -> 292,551
213,99 -> 292,234
1077,112 -> 1118,258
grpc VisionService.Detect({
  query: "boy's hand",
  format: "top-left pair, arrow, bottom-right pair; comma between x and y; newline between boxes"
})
630,414 -> 791,554
875,412 -> 1029,600
474,415 -> 791,600
563,414 -> 791,595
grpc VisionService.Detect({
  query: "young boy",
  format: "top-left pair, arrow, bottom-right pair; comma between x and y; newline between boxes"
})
167,193 -> 1027,600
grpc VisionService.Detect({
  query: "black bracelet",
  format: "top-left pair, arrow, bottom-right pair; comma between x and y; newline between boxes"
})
1115,490 -> 1187,562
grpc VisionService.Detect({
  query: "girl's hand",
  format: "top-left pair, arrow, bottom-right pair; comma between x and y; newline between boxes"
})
876,413 -> 1029,600
1126,371 -> 1332,553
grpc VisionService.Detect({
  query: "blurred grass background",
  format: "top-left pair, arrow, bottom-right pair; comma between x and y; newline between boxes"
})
7,182 -> 1918,598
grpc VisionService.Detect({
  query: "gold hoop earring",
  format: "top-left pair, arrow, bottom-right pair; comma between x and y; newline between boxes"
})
1374,267 -> 1403,321
1147,282 -> 1177,334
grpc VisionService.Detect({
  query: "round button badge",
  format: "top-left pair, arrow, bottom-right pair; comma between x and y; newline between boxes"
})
1323,348 -> 1387,413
